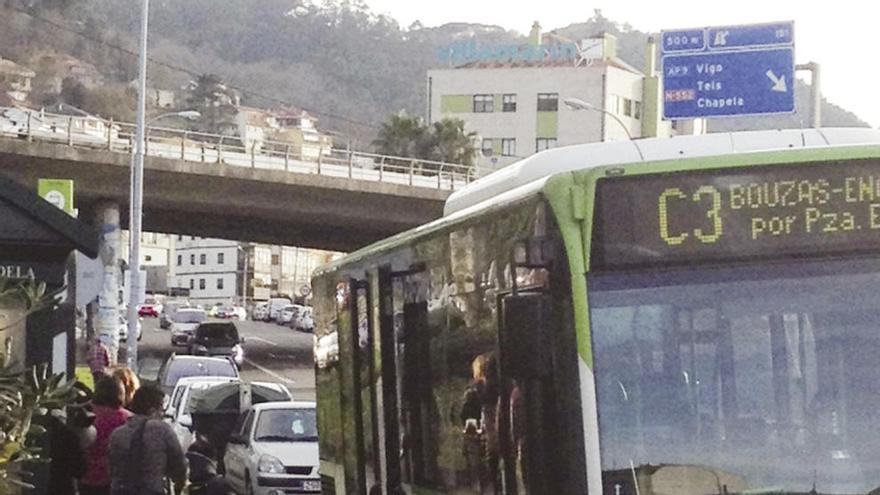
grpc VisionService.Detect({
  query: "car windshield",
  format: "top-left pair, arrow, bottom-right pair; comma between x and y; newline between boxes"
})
195,323 -> 239,344
164,359 -> 238,386
254,408 -> 318,442
175,310 -> 206,324
588,258 -> 880,495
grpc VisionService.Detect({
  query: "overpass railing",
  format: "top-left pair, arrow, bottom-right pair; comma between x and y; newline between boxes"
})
0,106 -> 486,191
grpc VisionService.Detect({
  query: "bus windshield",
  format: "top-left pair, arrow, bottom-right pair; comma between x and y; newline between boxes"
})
588,258 -> 880,495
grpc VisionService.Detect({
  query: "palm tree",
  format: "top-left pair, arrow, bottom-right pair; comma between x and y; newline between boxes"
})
371,112 -> 428,159
425,118 -> 477,167
373,114 -> 477,171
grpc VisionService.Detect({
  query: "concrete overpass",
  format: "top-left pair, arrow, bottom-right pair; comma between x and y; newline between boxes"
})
0,111 -> 475,251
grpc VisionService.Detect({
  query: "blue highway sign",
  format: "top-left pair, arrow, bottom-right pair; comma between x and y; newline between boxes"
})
661,21 -> 795,120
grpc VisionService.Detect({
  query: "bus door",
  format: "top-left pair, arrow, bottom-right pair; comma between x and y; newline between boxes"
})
339,278 -> 381,495
498,291 -> 557,494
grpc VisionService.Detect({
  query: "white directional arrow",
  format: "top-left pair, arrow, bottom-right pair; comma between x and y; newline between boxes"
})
766,70 -> 788,92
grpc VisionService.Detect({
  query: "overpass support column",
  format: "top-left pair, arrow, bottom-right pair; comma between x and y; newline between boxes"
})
93,201 -> 122,363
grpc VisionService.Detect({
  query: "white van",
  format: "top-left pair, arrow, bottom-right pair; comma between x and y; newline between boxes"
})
266,297 -> 292,321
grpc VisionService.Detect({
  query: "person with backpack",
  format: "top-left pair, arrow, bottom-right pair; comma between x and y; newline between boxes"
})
107,384 -> 187,495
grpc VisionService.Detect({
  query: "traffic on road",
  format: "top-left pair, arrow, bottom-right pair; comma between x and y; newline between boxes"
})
87,298 -> 321,495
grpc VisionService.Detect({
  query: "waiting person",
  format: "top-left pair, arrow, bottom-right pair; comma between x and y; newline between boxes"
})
111,366 -> 140,409
186,437 -> 234,495
87,335 -> 111,382
108,384 -> 187,495
81,376 -> 133,495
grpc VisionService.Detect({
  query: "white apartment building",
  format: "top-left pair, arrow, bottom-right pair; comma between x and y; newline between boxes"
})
428,29 -> 671,170
120,231 -> 174,293
171,237 -> 240,306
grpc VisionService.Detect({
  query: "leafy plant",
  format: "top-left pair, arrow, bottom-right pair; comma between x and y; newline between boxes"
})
0,277 -> 76,493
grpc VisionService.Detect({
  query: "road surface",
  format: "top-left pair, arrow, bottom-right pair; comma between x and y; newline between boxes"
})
135,317 -> 317,400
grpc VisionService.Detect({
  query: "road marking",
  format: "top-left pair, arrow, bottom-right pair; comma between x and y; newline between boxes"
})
248,336 -> 280,347
243,358 -> 296,385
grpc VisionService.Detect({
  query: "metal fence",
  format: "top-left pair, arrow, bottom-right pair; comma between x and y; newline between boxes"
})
0,107 -> 484,191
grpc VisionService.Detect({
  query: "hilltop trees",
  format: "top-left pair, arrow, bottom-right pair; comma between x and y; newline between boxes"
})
184,74 -> 239,135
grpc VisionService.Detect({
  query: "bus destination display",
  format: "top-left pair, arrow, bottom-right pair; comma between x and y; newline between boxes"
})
592,159 -> 880,269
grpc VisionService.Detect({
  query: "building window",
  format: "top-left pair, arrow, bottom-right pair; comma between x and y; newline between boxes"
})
610,95 -> 623,114
537,93 -> 558,112
144,255 -> 152,262
217,278 -> 224,290
502,94 -> 516,112
501,138 -> 516,157
623,98 -> 633,117
634,101 -> 642,120
536,138 -> 557,152
272,254 -> 280,266
177,255 -> 182,266
178,235 -> 184,241
190,254 -> 195,265
189,279 -> 194,290
199,279 -> 206,290
473,94 -> 494,113
200,254 -> 206,265
218,252 -> 225,264
481,138 -> 494,157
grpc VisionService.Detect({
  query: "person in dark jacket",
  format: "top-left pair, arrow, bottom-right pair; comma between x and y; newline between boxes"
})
28,381 -> 92,495
185,437 -> 233,495
107,384 -> 187,495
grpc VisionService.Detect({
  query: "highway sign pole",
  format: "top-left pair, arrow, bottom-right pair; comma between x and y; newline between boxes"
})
127,0 -> 149,372
796,62 -> 821,128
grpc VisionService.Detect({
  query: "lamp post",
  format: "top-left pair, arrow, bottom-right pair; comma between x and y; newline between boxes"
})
125,105 -> 203,372
124,0 -> 150,372
563,97 -> 644,161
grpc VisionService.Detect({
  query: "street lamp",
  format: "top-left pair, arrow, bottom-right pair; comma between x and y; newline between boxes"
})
563,97 -> 645,160
125,0 -> 150,372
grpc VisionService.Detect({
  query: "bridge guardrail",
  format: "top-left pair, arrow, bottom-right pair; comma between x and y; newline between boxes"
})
0,107 -> 487,191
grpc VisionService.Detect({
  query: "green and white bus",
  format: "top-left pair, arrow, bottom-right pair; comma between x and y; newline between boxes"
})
312,128 -> 880,495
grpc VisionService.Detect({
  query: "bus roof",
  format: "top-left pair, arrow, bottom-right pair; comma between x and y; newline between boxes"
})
444,128 -> 880,216
316,128 -> 880,278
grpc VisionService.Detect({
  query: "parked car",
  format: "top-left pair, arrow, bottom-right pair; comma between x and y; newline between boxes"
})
208,303 -> 224,318
173,381 -> 293,451
160,300 -> 188,330
224,402 -> 320,495
118,314 -> 142,342
138,297 -> 162,317
188,322 -> 246,366
156,354 -> 240,395
266,298 -> 292,322
216,306 -> 246,320
290,306 -> 314,333
166,376 -> 239,450
252,303 -> 269,321
170,308 -> 208,346
232,306 -> 247,320
277,305 -> 300,326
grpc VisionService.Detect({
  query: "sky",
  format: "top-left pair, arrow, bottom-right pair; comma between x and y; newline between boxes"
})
364,0 -> 880,128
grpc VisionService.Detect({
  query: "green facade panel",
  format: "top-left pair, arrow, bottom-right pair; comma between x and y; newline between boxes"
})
440,95 -> 471,114
536,112 -> 558,138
